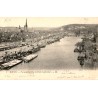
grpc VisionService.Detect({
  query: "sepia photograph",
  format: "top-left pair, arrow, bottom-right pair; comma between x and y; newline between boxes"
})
1,1 -> 98,98
0,17 -> 98,79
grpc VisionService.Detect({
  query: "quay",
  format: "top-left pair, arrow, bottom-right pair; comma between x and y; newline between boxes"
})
0,33 -> 66,70
74,33 -> 98,69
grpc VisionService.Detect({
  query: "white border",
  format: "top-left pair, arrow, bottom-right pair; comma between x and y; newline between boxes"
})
0,0 -> 98,98
0,0 -> 98,16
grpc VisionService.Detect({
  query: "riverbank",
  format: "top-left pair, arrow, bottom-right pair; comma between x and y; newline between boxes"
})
0,33 -> 66,67
74,35 -> 98,69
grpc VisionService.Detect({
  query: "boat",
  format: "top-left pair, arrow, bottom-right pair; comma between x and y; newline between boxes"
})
32,46 -> 40,53
22,54 -> 38,63
38,43 -> 46,48
77,53 -> 85,60
0,59 -> 22,70
74,48 -> 80,52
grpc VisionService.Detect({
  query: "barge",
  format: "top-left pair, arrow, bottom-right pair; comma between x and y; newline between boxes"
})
38,43 -> 46,48
0,59 -> 22,70
22,54 -> 38,63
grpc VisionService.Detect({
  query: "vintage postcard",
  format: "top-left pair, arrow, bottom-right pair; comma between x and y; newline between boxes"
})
0,17 -> 98,79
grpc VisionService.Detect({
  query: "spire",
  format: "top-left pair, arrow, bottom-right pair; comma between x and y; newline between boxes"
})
24,18 -> 28,32
25,18 -> 28,28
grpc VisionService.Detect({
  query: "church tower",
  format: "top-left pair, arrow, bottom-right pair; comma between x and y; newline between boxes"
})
24,18 -> 28,32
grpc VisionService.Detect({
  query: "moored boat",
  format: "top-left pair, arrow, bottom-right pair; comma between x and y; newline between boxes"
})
0,59 -> 22,70
22,54 -> 38,63
38,43 -> 46,48
32,46 -> 40,53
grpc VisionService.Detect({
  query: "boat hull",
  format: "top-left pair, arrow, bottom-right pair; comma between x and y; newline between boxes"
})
0,60 -> 22,70
22,54 -> 38,63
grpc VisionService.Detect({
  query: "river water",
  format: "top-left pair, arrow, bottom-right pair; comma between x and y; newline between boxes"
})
10,36 -> 82,70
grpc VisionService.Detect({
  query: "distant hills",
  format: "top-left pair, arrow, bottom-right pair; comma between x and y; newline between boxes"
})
60,24 -> 98,32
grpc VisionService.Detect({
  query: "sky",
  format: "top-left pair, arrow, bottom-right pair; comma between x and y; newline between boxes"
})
0,17 -> 98,27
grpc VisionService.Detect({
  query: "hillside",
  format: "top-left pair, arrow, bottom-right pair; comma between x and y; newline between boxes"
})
61,24 -> 98,32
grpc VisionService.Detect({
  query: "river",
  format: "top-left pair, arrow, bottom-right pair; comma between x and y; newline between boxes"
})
10,36 -> 82,70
